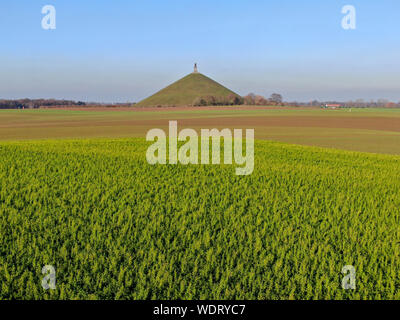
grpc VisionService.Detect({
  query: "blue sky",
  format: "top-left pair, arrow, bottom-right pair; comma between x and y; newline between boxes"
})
0,0 -> 399,102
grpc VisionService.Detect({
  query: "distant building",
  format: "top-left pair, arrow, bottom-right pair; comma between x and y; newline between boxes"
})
323,103 -> 342,109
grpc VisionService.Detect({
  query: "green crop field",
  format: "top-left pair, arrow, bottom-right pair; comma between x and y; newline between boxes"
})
1,138 -> 400,299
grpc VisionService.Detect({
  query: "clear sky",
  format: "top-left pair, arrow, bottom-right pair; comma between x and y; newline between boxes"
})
0,0 -> 399,102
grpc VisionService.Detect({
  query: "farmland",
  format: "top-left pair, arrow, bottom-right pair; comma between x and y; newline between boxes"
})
1,137 -> 400,299
0,107 -> 400,299
1,107 -> 400,154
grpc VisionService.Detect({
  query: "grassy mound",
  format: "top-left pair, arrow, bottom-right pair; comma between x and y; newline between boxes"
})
136,73 -> 240,107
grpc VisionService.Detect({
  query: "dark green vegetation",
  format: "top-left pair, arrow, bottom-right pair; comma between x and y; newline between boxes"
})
1,138 -> 399,299
136,73 -> 241,107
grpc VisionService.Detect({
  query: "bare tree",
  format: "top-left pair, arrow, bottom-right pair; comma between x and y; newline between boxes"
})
270,93 -> 283,104
244,93 -> 256,105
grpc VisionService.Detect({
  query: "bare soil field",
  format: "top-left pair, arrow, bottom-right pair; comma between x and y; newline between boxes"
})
1,107 -> 400,154
44,106 -> 304,112
3,115 -> 399,132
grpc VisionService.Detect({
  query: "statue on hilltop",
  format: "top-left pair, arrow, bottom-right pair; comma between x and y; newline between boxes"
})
193,63 -> 198,73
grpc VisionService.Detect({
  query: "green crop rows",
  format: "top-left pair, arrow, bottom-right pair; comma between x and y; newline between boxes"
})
0,138 -> 400,299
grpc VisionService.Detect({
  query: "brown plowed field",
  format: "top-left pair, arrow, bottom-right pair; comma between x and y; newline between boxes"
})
1,107 -> 400,155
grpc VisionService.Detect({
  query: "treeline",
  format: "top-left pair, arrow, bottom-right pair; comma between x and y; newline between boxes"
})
0,99 -> 86,109
192,93 -> 284,106
243,93 -> 284,106
288,99 -> 400,108
193,92 -> 400,108
193,94 -> 244,106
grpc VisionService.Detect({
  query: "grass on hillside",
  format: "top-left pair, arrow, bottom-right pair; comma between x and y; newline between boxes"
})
136,73 -> 240,107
